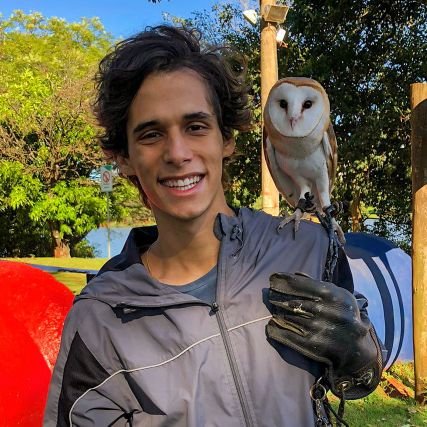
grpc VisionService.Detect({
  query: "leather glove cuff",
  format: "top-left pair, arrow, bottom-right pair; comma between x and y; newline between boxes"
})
327,325 -> 384,399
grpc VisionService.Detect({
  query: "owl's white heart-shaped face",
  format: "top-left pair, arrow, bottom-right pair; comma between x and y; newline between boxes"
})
266,82 -> 329,137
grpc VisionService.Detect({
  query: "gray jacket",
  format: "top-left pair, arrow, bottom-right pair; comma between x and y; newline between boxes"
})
44,208 -> 354,427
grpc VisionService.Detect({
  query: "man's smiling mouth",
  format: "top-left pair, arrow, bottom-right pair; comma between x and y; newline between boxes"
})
160,175 -> 203,191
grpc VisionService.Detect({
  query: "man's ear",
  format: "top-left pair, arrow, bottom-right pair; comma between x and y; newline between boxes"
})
222,138 -> 235,158
115,154 -> 136,176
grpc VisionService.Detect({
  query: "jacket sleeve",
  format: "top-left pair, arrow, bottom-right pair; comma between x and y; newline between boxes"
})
43,307 -> 132,426
330,247 -> 386,400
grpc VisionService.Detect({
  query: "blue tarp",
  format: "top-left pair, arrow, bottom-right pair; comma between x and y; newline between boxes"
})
345,232 -> 413,368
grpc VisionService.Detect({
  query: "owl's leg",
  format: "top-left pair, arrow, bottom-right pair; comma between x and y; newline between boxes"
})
278,191 -> 316,232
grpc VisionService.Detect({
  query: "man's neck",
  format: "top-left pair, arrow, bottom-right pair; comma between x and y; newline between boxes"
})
145,207 -> 234,285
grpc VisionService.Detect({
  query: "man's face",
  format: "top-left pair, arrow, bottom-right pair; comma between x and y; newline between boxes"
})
118,69 -> 235,223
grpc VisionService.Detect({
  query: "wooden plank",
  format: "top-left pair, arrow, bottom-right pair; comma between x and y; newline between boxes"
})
410,82 -> 427,404
260,0 -> 280,215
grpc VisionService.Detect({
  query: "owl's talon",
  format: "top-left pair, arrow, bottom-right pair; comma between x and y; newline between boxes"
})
277,208 -> 303,232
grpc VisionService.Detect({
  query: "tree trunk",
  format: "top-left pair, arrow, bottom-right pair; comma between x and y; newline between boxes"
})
350,193 -> 363,232
51,228 -> 70,258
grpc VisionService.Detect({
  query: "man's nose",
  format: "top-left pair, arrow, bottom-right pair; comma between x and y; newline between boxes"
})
163,131 -> 193,165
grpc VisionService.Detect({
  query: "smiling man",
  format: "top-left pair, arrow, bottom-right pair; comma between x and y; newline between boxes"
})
44,26 -> 384,427
117,69 -> 236,285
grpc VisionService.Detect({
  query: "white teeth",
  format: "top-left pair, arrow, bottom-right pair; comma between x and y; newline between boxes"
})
162,175 -> 202,190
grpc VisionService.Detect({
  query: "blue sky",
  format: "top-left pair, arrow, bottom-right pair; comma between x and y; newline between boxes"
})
1,0 -> 251,38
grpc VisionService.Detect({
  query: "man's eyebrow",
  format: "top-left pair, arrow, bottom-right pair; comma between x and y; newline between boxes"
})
183,111 -> 215,121
132,112 -> 215,135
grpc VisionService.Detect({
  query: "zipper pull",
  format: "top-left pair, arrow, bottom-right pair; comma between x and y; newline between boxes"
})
211,302 -> 219,313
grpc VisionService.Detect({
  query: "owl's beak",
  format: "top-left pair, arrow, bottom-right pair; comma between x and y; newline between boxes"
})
290,117 -> 297,129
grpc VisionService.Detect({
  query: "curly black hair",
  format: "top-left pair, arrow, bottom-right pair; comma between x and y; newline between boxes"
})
93,25 -> 252,156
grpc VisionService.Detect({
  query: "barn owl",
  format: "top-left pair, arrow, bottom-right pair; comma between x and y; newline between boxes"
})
263,77 -> 345,246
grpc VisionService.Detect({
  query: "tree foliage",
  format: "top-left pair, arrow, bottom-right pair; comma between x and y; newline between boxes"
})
0,11 -> 145,257
0,160 -> 50,256
284,0 -> 425,252
1,2 -> 424,256
180,0 -> 426,251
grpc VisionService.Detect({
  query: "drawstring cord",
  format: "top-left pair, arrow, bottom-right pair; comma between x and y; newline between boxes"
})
230,224 -> 243,257
124,410 -> 134,426
310,378 -> 349,427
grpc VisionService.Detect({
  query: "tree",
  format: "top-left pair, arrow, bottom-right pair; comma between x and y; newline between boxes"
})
180,0 -> 425,251
0,160 -> 51,257
0,11 -> 141,257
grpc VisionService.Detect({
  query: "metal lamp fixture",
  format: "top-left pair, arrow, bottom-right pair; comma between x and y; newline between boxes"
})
276,27 -> 287,46
262,4 -> 289,23
243,4 -> 290,47
243,9 -> 259,26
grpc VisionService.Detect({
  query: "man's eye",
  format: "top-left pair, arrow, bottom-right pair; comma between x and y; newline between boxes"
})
188,124 -> 208,132
140,131 -> 160,140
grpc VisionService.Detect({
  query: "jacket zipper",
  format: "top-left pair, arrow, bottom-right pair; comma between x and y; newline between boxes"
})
213,223 -> 254,427
212,302 -> 254,427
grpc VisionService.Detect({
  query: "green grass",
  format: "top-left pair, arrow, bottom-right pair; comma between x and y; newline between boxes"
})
327,361 -> 427,426
330,389 -> 427,426
3,257 -> 107,294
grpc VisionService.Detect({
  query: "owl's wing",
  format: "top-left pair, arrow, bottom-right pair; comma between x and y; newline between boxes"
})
322,122 -> 338,193
263,131 -> 298,208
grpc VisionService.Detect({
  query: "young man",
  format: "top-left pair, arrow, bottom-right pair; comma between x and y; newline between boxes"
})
44,25 -> 383,426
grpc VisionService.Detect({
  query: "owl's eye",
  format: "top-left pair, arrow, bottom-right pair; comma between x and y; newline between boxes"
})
279,99 -> 287,109
303,100 -> 313,109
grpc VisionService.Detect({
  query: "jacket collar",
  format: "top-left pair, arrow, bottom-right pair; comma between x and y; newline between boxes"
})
76,208 -> 251,309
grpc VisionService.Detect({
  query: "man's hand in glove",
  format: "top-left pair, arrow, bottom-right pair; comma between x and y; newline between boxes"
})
266,272 -> 384,399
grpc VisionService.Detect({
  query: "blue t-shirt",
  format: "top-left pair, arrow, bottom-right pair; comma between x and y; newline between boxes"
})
164,266 -> 217,304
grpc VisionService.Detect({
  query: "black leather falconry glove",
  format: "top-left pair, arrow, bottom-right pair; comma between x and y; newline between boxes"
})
266,272 -> 383,399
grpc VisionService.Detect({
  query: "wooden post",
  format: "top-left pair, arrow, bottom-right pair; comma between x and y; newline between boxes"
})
260,0 -> 280,215
410,82 -> 427,405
